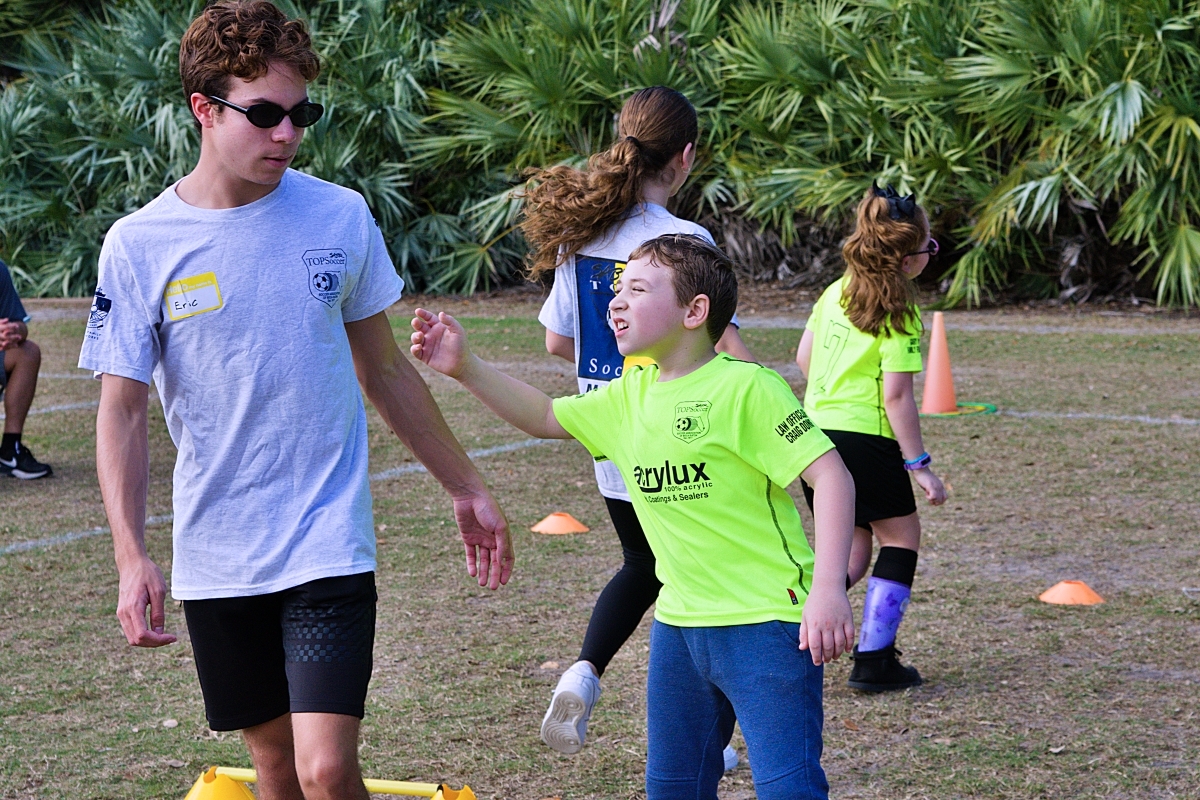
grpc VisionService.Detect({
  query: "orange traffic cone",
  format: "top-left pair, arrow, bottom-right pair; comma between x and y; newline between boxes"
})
920,311 -> 957,414
531,512 -> 589,534
1039,580 -> 1104,605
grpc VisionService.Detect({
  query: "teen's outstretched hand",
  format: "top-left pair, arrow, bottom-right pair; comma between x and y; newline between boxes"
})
410,308 -> 470,378
913,468 -> 946,505
798,586 -> 854,666
452,488 -> 515,590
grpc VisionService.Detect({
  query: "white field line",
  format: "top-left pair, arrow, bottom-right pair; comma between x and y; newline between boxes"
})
1,514 -> 175,555
0,371 -> 98,419
367,437 -> 551,481
9,407 -> 1198,555
0,400 -> 100,420
998,409 -> 1199,426
736,316 -> 1199,336
1,438 -> 554,555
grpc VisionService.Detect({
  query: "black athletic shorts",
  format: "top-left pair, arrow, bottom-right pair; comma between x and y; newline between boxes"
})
183,571 -> 377,731
802,429 -> 917,528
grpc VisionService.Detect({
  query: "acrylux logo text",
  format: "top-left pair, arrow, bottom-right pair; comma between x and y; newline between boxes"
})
633,460 -> 710,494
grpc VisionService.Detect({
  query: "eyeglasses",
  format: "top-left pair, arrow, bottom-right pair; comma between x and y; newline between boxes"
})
907,238 -> 939,258
206,96 -> 325,129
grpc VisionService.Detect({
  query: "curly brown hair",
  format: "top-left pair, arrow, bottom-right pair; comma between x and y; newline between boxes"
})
179,0 -> 320,128
520,86 -> 698,278
840,188 -> 929,338
628,234 -> 738,345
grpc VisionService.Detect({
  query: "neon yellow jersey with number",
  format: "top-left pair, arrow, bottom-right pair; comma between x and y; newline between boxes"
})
803,276 -> 923,439
552,354 -> 835,626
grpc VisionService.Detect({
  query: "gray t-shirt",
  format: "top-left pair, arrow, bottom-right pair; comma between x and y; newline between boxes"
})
538,203 -> 737,501
79,170 -> 404,600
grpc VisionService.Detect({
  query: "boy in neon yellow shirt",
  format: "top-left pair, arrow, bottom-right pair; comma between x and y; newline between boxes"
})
411,234 -> 855,800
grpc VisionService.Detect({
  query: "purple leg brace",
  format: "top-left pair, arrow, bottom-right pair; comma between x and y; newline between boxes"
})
859,576 -> 911,652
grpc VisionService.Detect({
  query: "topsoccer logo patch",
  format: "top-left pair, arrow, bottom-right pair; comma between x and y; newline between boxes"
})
303,248 -> 347,307
673,401 -> 711,443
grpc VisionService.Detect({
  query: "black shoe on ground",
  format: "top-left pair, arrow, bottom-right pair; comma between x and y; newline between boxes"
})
847,644 -> 922,692
0,443 -> 53,480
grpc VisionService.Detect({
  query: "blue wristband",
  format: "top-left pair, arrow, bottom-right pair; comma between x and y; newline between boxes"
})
903,452 -> 931,471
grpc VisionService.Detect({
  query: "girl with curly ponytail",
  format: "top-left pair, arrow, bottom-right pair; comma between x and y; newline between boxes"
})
527,87 -> 751,759
795,184 -> 947,693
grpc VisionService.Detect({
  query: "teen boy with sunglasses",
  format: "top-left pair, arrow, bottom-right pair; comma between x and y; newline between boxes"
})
79,3 -> 513,799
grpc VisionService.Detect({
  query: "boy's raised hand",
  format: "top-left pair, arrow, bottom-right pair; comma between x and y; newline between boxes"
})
411,308 -> 471,378
798,586 -> 855,666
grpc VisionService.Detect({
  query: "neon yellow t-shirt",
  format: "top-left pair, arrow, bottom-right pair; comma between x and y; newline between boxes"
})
803,276 -> 923,439
552,354 -> 835,627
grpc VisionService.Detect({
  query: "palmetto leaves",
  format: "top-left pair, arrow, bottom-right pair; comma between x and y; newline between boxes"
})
0,0 -> 199,296
2,0 -> 1200,304
724,0 -> 1200,305
0,0 -> 482,295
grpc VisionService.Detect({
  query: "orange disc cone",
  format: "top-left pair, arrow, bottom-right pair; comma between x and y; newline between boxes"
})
920,311 -> 958,414
1039,580 -> 1104,605
531,512 -> 589,534
183,768 -> 256,800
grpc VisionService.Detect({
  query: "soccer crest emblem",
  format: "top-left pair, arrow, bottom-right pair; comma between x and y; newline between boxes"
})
673,401 -> 711,443
302,248 -> 348,307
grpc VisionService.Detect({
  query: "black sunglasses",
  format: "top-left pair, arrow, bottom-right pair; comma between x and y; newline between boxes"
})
907,237 -> 939,258
207,96 -> 324,129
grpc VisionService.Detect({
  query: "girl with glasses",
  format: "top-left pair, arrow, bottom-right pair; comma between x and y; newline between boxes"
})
794,183 -> 947,692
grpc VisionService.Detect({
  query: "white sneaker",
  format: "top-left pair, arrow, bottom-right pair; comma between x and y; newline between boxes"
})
540,661 -> 601,754
723,744 -> 739,771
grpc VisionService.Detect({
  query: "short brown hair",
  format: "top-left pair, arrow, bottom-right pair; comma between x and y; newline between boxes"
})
628,234 -> 738,344
179,0 -> 320,126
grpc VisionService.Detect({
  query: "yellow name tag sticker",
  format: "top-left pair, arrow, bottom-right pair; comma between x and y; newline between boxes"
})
164,272 -> 223,321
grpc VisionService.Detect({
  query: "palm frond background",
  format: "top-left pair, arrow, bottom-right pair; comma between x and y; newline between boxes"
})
2,0 -> 1200,304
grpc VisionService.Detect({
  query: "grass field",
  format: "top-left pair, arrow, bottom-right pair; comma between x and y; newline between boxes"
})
2,297 -> 1198,799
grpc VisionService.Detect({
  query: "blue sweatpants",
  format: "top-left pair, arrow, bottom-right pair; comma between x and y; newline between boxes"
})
646,620 -> 828,800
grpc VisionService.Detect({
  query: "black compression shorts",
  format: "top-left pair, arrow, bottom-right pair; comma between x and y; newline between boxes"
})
183,571 -> 377,731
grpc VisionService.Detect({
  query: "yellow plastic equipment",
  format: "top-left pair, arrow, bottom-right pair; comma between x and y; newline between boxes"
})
183,768 -> 256,800
183,766 -> 475,799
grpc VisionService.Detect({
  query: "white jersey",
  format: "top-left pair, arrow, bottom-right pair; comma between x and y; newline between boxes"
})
538,203 -> 738,500
79,170 -> 404,599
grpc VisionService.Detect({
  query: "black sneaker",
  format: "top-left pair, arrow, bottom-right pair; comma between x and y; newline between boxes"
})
0,443 -> 53,480
847,644 -> 922,692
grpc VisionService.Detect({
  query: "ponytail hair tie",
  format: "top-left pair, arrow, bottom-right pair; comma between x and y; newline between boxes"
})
872,180 -> 917,220
625,135 -> 643,150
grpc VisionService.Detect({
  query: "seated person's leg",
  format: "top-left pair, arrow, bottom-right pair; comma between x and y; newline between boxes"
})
2,340 -> 52,479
